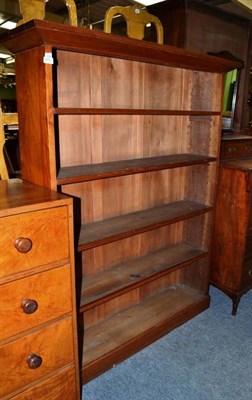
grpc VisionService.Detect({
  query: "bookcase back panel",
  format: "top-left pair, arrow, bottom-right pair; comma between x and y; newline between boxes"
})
62,169 -> 188,223
182,213 -> 212,249
56,51 -> 221,111
83,270 -> 182,328
81,214 -> 209,278
184,163 -> 218,206
81,222 -> 185,276
179,259 -> 209,293
188,116 -> 221,157
190,71 -> 222,111
83,260 -> 205,330
62,164 -> 214,223
57,115 -> 218,168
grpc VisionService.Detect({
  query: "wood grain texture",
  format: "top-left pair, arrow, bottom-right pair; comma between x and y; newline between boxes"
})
82,285 -> 209,381
82,263 -> 208,333
0,179 -> 72,217
221,158 -> 252,171
81,242 -> 207,311
81,222 -> 184,277
211,166 -> 250,290
57,114 -> 220,171
10,367 -> 77,400
62,163 -> 215,228
0,317 -> 74,398
58,115 -> 189,168
56,51 -> 220,111
0,19 -> 228,389
78,200 -> 212,251
221,138 -> 252,160
1,206 -> 69,279
0,265 -> 72,341
55,108 -> 221,115
0,19 -> 240,72
82,294 -> 209,383
153,1 -> 249,133
14,46 -> 56,190
211,162 -> 252,313
0,179 -> 80,399
83,285 -> 204,365
58,154 -> 216,184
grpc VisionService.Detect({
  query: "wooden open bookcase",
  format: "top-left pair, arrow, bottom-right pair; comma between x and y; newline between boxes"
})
1,20 -> 238,388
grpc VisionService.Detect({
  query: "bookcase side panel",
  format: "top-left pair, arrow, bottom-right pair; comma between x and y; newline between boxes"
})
15,46 -> 57,190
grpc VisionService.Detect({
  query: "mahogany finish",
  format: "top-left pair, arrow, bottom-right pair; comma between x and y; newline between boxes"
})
78,201 -> 213,251
0,20 -> 237,391
0,179 -> 80,399
211,136 -> 252,314
148,0 -> 251,133
58,154 -> 217,184
221,135 -> 252,160
0,19 -> 240,73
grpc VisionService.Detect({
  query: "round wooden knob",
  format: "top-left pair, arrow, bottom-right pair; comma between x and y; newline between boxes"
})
21,299 -> 38,314
248,269 -> 252,277
14,237 -> 33,253
27,354 -> 43,369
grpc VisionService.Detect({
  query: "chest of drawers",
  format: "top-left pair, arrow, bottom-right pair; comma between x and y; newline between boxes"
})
220,134 -> 252,160
0,179 -> 79,399
211,136 -> 252,315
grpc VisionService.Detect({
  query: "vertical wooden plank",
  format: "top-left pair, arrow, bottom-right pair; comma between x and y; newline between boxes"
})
15,46 -> 57,190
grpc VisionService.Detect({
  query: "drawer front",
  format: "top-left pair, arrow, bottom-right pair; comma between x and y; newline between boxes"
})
0,206 -> 69,279
0,265 -> 72,341
221,139 -> 252,160
0,317 -> 74,398
11,367 -> 78,400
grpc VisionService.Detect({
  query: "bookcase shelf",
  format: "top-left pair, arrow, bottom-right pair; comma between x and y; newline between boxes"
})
57,154 -> 217,184
78,200 -> 212,251
54,107 -> 221,116
82,284 -> 208,382
1,19 -> 238,395
81,242 -> 207,311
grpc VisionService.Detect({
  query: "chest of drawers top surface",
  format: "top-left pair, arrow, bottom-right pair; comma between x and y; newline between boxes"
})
221,135 -> 252,161
0,179 -> 71,216
222,158 -> 252,171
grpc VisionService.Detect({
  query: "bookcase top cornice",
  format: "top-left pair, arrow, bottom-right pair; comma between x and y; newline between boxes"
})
0,19 -> 240,73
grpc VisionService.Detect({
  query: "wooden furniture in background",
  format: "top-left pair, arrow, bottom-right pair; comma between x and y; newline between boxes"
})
17,0 -> 78,26
104,4 -> 164,44
148,0 -> 252,134
211,135 -> 252,315
0,19 -> 238,387
0,179 -> 80,399
220,134 -> 252,159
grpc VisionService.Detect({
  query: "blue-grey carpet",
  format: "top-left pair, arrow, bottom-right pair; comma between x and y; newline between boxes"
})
83,286 -> 252,400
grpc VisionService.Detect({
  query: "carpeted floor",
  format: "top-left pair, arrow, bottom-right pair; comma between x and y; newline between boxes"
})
83,286 -> 252,400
